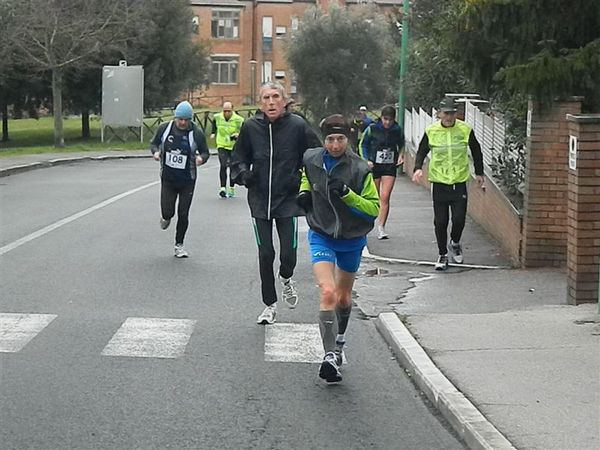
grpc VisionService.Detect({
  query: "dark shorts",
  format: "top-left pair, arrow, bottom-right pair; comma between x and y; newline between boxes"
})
372,163 -> 397,179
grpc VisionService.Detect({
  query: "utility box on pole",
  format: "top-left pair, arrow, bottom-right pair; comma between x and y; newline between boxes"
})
101,62 -> 144,142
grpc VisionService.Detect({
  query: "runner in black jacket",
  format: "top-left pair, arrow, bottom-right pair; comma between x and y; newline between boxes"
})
231,81 -> 321,325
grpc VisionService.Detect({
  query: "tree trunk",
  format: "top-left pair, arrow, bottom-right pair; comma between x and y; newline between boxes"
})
52,69 -> 65,148
1,97 -> 8,142
81,109 -> 90,140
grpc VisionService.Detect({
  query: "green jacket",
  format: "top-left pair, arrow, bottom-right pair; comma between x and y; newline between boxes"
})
300,148 -> 379,240
214,111 -> 244,150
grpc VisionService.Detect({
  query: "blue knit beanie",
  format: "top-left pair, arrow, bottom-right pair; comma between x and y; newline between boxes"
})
174,101 -> 193,119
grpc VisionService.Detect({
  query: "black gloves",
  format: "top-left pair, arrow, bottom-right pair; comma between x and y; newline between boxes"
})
296,191 -> 312,212
241,170 -> 256,188
328,178 -> 348,197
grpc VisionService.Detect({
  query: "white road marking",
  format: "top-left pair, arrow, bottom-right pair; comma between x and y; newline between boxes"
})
101,317 -> 196,359
297,217 -> 310,233
362,246 -> 509,270
0,313 -> 57,352
264,323 -> 323,363
0,181 -> 159,256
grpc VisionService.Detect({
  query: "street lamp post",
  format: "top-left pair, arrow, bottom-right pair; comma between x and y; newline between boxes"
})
398,0 -> 410,126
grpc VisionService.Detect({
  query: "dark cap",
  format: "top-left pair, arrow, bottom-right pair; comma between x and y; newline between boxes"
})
381,105 -> 396,119
439,97 -> 458,112
320,114 -> 351,138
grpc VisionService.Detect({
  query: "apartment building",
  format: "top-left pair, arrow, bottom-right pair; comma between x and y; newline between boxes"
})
189,0 -> 402,108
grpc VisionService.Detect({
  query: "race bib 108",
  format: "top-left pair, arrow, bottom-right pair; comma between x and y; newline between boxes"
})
165,151 -> 187,169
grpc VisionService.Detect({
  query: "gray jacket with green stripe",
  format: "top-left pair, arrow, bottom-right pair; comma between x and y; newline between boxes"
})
300,147 -> 380,240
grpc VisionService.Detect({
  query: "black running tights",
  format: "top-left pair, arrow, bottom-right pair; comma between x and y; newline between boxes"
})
218,148 -> 232,188
253,217 -> 298,306
161,181 -> 195,245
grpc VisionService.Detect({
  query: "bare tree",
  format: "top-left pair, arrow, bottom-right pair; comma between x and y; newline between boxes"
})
10,0 -> 142,147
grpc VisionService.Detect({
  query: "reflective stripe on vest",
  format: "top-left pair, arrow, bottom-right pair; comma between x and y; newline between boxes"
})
425,120 -> 472,184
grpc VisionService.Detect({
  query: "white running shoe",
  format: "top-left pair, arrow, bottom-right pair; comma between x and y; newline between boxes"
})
449,241 -> 464,264
334,340 -> 346,366
377,225 -> 388,240
257,304 -> 276,325
319,352 -> 342,383
174,244 -> 188,258
280,276 -> 299,309
160,217 -> 171,230
434,254 -> 449,271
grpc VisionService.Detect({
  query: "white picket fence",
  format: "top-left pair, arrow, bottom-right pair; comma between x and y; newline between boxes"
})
403,101 -> 507,175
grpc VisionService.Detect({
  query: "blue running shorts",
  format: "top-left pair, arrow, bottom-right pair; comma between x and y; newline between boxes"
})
308,231 -> 365,273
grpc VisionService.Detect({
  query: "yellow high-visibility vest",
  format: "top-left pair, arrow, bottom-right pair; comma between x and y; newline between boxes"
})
425,119 -> 472,184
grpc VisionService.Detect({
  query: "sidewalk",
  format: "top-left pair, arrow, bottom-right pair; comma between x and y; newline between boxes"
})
2,152 -> 599,449
360,175 -> 600,450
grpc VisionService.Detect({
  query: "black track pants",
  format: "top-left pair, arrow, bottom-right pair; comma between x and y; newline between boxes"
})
253,217 -> 298,306
432,182 -> 467,255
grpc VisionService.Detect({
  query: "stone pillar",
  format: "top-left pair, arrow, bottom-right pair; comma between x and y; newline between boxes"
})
566,114 -> 600,305
521,98 -> 582,267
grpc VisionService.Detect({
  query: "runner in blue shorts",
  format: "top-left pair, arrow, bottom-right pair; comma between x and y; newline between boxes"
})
296,114 -> 380,383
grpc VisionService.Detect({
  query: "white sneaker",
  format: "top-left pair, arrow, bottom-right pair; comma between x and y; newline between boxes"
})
377,225 -> 388,240
160,217 -> 171,230
280,276 -> 298,309
434,254 -> 449,271
174,244 -> 188,258
257,304 -> 276,325
449,241 -> 464,264
334,340 -> 346,366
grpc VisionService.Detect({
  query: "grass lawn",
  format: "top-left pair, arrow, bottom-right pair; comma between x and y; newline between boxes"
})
0,113 -> 220,157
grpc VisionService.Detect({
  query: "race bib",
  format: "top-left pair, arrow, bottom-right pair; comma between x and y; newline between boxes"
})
165,151 -> 187,169
375,148 -> 394,164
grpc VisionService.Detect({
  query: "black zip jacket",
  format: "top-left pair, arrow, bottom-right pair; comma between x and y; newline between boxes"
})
230,111 -> 321,219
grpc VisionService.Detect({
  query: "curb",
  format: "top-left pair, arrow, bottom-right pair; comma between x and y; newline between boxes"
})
0,149 -> 219,178
375,312 -> 516,450
0,154 -> 150,178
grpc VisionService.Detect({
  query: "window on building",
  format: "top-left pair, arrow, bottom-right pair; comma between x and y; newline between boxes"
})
192,16 -> 199,34
291,17 -> 299,31
275,71 -> 285,79
211,55 -> 239,84
290,74 -> 297,94
262,17 -> 273,52
211,10 -> 240,39
275,26 -> 286,38
262,61 -> 272,83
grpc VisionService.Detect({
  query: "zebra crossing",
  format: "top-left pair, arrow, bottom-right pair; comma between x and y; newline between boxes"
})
0,313 -> 324,362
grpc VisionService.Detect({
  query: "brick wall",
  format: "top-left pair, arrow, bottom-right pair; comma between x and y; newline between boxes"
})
403,149 -> 522,266
521,99 -> 583,267
566,114 -> 600,305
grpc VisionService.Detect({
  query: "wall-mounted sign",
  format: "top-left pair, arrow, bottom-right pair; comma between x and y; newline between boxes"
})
569,135 -> 577,170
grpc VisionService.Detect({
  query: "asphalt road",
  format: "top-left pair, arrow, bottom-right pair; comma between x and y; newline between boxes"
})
0,158 -> 465,449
